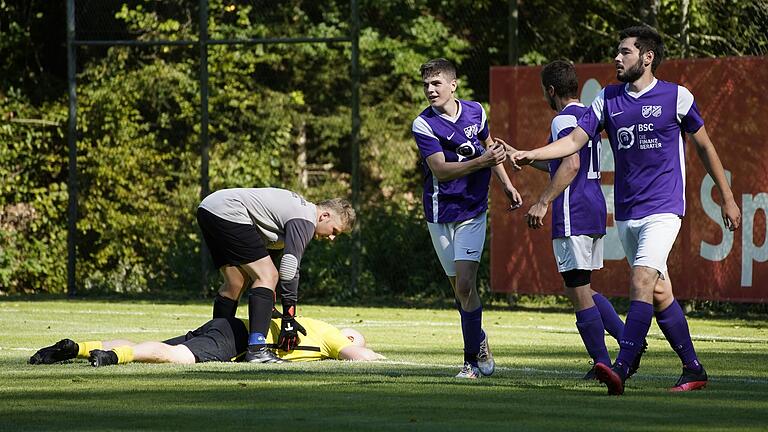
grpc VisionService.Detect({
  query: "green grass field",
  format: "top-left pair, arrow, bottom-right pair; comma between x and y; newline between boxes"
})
1,300 -> 767,431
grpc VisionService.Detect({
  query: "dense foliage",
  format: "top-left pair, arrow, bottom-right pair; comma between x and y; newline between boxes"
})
1,0 -> 766,300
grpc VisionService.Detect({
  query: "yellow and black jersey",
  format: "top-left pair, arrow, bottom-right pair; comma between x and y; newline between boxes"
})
237,317 -> 352,362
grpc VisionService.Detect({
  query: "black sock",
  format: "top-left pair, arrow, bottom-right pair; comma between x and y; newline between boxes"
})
248,287 -> 274,342
213,294 -> 238,318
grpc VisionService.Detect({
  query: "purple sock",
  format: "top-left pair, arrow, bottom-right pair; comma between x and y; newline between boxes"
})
615,301 -> 654,374
458,305 -> 483,366
575,306 -> 610,366
655,300 -> 701,371
592,293 -> 625,342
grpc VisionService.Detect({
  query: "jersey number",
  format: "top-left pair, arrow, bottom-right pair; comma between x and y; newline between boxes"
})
586,139 -> 601,180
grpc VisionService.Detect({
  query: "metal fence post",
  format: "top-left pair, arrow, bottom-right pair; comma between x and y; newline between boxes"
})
680,0 -> 690,58
508,0 -> 518,65
67,1 -> 355,298
199,0 -> 211,297
66,0 -> 78,297
350,0 -> 361,294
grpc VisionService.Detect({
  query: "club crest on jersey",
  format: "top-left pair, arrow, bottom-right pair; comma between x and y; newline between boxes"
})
617,125 -> 635,150
464,124 -> 479,138
456,142 -> 477,159
642,105 -> 662,118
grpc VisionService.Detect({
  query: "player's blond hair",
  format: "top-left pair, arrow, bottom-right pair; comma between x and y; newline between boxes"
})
317,198 -> 356,233
340,328 -> 366,347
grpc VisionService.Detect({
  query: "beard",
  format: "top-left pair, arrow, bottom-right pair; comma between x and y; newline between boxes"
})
617,60 -> 645,83
546,94 -> 557,111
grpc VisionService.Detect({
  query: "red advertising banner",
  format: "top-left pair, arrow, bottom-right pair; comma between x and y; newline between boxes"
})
489,57 -> 768,302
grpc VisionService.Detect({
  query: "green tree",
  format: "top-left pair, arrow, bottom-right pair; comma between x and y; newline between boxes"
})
1,0 -> 765,298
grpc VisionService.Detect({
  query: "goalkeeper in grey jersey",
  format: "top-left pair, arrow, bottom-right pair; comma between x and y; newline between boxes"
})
197,187 -> 355,363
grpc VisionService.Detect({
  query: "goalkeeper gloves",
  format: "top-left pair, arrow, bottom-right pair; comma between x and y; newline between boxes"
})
278,302 -> 306,351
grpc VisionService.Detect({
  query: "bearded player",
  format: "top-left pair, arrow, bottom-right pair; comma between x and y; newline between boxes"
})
512,26 -> 741,395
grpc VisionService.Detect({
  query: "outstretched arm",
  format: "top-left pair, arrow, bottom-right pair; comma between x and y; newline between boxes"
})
486,137 -> 522,210
526,153 -> 580,229
688,126 -> 741,230
512,127 -> 590,165
497,138 -> 548,172
339,345 -> 386,361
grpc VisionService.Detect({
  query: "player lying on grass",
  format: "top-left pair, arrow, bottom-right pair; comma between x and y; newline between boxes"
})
198,187 -> 355,364
29,316 -> 384,366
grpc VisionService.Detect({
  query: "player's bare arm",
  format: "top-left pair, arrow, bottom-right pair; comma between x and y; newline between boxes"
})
424,142 -> 505,182
484,137 -> 523,209
526,153 -> 580,229
688,126 -> 741,230
512,126 -> 590,165
339,346 -> 386,361
495,137 -> 549,172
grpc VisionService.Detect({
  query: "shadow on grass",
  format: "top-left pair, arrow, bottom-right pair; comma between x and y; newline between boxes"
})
3,358 -> 768,432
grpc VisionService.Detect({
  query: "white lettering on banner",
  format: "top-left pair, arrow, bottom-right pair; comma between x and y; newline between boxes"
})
599,138 -> 613,170
600,183 -> 626,260
576,77 -> 766,289
699,171 -> 767,287
700,171 -> 734,261
597,139 -> 624,259
580,79 -> 602,106
741,193 -> 768,287
580,81 -> 623,260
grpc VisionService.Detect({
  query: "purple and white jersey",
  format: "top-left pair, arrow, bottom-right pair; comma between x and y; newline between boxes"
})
548,103 -> 606,238
577,79 -> 704,221
412,99 -> 491,223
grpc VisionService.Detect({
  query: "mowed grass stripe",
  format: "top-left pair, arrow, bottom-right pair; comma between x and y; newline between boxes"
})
1,300 -> 767,432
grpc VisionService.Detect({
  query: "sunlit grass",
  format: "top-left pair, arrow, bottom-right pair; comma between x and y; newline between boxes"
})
1,300 -> 767,431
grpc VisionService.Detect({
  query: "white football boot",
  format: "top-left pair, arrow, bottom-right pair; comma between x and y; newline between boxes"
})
477,334 -> 495,376
455,361 -> 482,379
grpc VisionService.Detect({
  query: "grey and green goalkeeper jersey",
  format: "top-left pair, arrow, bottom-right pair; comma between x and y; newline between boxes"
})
199,187 -> 317,303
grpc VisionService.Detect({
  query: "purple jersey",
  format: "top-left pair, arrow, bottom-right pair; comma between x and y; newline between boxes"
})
577,79 -> 704,221
412,99 -> 491,223
548,103 -> 606,238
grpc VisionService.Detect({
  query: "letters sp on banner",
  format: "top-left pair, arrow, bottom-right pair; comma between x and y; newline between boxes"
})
599,152 -> 767,288
700,171 -> 768,287
580,79 -> 767,288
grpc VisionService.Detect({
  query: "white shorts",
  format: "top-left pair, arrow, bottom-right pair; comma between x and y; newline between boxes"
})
427,212 -> 487,277
616,213 -> 681,276
552,235 -> 604,273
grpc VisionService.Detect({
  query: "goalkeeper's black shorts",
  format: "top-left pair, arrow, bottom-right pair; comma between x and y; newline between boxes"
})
196,207 -> 270,269
163,317 -> 248,362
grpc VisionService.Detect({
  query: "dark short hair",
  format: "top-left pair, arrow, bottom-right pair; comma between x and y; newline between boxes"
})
619,25 -> 664,72
540,60 -> 578,99
419,58 -> 457,80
